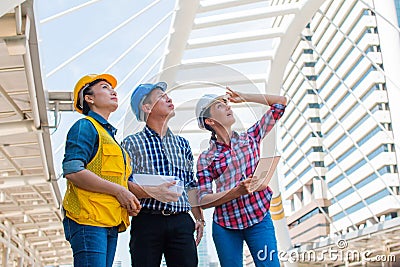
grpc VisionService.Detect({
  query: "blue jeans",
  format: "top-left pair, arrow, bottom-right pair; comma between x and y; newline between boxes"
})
63,217 -> 119,267
212,212 -> 280,267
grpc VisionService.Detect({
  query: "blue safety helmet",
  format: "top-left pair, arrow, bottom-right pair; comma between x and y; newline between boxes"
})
130,82 -> 167,121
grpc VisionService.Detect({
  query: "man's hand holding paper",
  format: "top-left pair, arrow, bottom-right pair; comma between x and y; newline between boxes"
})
132,174 -> 184,203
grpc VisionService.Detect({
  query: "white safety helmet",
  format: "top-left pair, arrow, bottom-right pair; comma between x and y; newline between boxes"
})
195,94 -> 227,129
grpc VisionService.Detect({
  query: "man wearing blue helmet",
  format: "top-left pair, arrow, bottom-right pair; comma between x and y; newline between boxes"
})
122,82 -> 204,267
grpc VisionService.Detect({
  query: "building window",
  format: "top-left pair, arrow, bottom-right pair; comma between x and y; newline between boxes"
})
306,75 -> 317,81
311,131 -> 323,137
314,161 -> 325,167
308,103 -> 320,108
395,0 -> 400,26
310,117 -> 321,123
312,146 -> 323,152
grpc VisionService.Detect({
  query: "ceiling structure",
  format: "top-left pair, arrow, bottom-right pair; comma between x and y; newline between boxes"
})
0,0 -> 71,266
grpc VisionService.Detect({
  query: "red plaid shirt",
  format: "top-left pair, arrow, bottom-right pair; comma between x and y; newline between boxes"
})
197,103 -> 285,229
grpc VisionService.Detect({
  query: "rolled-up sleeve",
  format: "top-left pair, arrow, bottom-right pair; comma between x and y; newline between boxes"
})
63,160 -> 85,176
62,119 -> 98,175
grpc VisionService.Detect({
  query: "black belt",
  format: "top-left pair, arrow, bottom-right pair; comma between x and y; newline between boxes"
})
140,208 -> 188,216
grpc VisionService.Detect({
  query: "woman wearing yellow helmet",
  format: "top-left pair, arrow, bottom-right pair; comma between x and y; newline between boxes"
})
62,74 -> 141,267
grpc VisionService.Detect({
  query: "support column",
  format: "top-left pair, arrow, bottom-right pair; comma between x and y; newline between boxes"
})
159,0 -> 201,84
262,125 -> 297,267
303,185 -> 312,206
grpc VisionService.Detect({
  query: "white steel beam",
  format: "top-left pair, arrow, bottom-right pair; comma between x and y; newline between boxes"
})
0,207 -> 58,218
182,51 -> 273,65
194,3 -> 301,29
187,28 -> 284,49
0,120 -> 35,137
39,0 -> 101,24
0,203 -> 59,213
0,84 -> 25,119
0,146 -> 21,175
0,175 -> 47,189
0,66 -> 25,73
159,0 -> 201,84
199,0 -> 262,13
176,73 -> 266,86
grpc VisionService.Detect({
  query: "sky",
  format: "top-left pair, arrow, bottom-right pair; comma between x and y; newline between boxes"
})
34,1 -> 218,266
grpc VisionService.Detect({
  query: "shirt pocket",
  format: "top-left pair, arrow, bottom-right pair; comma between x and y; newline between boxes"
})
87,193 -> 123,227
101,144 -> 124,177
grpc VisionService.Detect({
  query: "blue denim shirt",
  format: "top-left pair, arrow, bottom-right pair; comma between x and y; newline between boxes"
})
62,111 -> 117,176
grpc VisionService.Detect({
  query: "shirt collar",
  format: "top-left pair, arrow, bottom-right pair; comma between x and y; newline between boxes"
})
87,110 -> 117,135
231,131 -> 240,141
143,125 -> 173,138
209,130 -> 247,149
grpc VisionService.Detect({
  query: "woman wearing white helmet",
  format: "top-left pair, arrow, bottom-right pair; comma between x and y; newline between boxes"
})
196,87 -> 287,267
62,74 -> 141,267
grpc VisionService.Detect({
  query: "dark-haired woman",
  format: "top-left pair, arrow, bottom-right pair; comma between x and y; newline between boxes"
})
62,74 -> 141,267
195,88 -> 286,267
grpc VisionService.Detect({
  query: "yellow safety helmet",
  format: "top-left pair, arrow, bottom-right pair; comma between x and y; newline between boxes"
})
73,74 -> 117,114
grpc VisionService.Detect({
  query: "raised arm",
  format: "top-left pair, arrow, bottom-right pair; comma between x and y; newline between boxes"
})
226,87 -> 287,106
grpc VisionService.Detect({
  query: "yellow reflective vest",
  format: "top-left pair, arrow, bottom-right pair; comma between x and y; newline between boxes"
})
63,116 -> 132,232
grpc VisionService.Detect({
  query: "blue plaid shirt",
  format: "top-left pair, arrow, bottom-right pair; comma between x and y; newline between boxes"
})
122,126 -> 195,212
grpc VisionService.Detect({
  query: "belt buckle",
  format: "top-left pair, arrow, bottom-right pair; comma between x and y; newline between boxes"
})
161,210 -> 171,216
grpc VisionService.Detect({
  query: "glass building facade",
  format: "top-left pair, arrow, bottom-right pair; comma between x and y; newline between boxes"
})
280,0 -> 400,244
